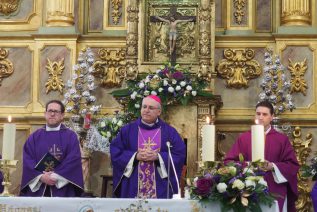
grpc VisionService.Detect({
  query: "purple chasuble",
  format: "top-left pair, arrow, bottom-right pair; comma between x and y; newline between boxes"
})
20,124 -> 84,197
0,155 -> 3,193
137,127 -> 161,198
110,118 -> 186,198
224,128 -> 299,212
311,181 -> 317,211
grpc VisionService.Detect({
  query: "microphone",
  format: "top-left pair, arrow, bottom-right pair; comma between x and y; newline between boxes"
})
166,141 -> 181,199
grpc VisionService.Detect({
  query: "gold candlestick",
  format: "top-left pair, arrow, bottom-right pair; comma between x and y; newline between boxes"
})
0,159 -> 18,196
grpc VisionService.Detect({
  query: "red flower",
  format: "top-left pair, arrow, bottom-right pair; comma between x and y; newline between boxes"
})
195,178 -> 213,197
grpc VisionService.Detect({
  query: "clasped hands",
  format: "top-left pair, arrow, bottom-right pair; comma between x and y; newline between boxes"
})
259,160 -> 274,172
40,171 -> 57,186
137,148 -> 159,162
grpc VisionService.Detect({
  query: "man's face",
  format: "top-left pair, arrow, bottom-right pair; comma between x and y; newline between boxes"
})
45,103 -> 64,128
141,98 -> 161,124
255,106 -> 273,129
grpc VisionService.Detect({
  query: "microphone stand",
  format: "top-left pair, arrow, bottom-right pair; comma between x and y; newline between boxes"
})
166,142 -> 181,199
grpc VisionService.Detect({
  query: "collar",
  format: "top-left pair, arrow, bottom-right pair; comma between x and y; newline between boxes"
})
141,118 -> 159,127
46,124 -> 61,131
265,125 -> 271,135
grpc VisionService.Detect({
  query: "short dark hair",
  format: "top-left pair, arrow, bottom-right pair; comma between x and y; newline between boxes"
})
46,100 -> 65,113
256,101 -> 274,115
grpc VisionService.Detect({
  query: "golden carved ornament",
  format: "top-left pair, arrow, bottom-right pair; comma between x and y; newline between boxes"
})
0,48 -> 14,86
216,49 -> 261,89
93,48 -> 126,88
281,0 -> 311,26
45,58 -> 65,94
198,61 -> 211,82
0,0 -> 20,16
126,32 -> 138,56
127,6 -> 139,22
111,0 -> 122,25
288,58 -> 308,96
125,60 -> 138,80
233,0 -> 246,25
292,126 -> 313,211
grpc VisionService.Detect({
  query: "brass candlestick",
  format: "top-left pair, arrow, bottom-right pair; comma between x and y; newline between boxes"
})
0,159 -> 18,196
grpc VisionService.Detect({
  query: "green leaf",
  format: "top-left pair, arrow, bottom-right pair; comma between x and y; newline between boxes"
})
111,88 -> 130,97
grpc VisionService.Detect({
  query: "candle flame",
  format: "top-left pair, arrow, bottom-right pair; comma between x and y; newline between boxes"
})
8,115 -> 12,123
206,116 -> 210,124
255,119 -> 259,125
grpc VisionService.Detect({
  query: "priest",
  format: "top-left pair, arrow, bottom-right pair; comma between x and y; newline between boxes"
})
110,95 -> 186,198
224,101 -> 299,212
20,100 -> 84,197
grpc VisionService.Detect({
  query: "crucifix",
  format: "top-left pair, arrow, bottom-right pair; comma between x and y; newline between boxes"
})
150,6 -> 196,65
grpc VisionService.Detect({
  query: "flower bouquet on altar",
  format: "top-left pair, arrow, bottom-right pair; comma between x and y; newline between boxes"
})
188,155 -> 275,212
300,154 -> 317,180
85,112 -> 133,154
111,63 -> 211,117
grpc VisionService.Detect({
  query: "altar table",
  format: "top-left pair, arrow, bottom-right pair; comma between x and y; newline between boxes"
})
0,197 -> 279,212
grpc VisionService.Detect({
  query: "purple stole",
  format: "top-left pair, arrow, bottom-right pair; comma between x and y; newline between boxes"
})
137,127 -> 161,198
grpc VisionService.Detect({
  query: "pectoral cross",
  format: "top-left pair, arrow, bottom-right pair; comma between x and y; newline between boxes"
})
142,137 -> 156,150
150,6 -> 196,66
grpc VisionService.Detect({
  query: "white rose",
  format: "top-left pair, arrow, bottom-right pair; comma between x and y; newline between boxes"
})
144,77 -> 150,83
158,87 -> 163,92
243,167 -> 254,175
130,93 -> 136,99
180,81 -> 186,87
112,117 -> 117,124
175,85 -> 181,91
186,85 -> 192,91
216,183 -> 227,193
151,91 -> 157,95
172,79 -> 177,84
258,178 -> 268,187
144,90 -> 150,96
245,180 -> 256,188
163,80 -> 168,86
100,121 -> 106,127
139,82 -> 145,88
135,103 -> 140,108
117,120 -> 123,127
168,87 -> 175,93
106,131 -> 111,138
191,91 -> 197,96
232,179 -> 245,190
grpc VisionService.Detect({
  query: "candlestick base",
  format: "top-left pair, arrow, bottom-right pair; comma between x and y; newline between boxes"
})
0,159 -> 18,197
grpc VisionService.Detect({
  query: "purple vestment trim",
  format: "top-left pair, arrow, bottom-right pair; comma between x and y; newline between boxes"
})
137,127 -> 161,198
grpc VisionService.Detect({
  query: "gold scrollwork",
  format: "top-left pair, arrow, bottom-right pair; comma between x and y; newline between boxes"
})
45,58 -> 65,94
111,0 -> 122,25
233,0 -> 246,25
288,58 -> 308,96
216,49 -> 261,89
292,126 -> 313,211
126,6 -> 139,22
126,32 -> 138,56
93,48 -> 126,88
0,0 -> 20,16
0,48 -> 14,86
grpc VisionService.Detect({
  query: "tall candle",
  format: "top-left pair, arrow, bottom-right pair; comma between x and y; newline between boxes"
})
251,120 -> 265,161
2,116 -> 16,160
201,117 -> 215,161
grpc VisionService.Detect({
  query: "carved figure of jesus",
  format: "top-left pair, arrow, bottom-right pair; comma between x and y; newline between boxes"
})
155,16 -> 193,55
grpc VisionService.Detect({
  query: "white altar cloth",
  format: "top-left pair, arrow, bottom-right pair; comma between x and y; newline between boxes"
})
0,197 -> 279,212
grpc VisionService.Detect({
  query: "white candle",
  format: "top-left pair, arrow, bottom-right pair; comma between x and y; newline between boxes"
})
2,116 -> 16,160
251,120 -> 265,162
201,117 -> 215,161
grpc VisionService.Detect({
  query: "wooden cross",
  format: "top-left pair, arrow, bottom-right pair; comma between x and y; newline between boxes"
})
150,5 -> 196,66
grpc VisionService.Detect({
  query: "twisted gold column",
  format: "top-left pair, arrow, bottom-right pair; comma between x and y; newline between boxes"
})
281,0 -> 311,26
46,0 -> 74,26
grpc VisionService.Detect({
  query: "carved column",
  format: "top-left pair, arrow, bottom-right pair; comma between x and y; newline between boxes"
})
198,0 -> 215,91
281,0 -> 311,26
125,0 -> 139,80
46,0 -> 74,26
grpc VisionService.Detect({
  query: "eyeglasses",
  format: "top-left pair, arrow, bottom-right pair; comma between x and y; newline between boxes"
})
46,110 -> 62,115
141,105 -> 160,111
